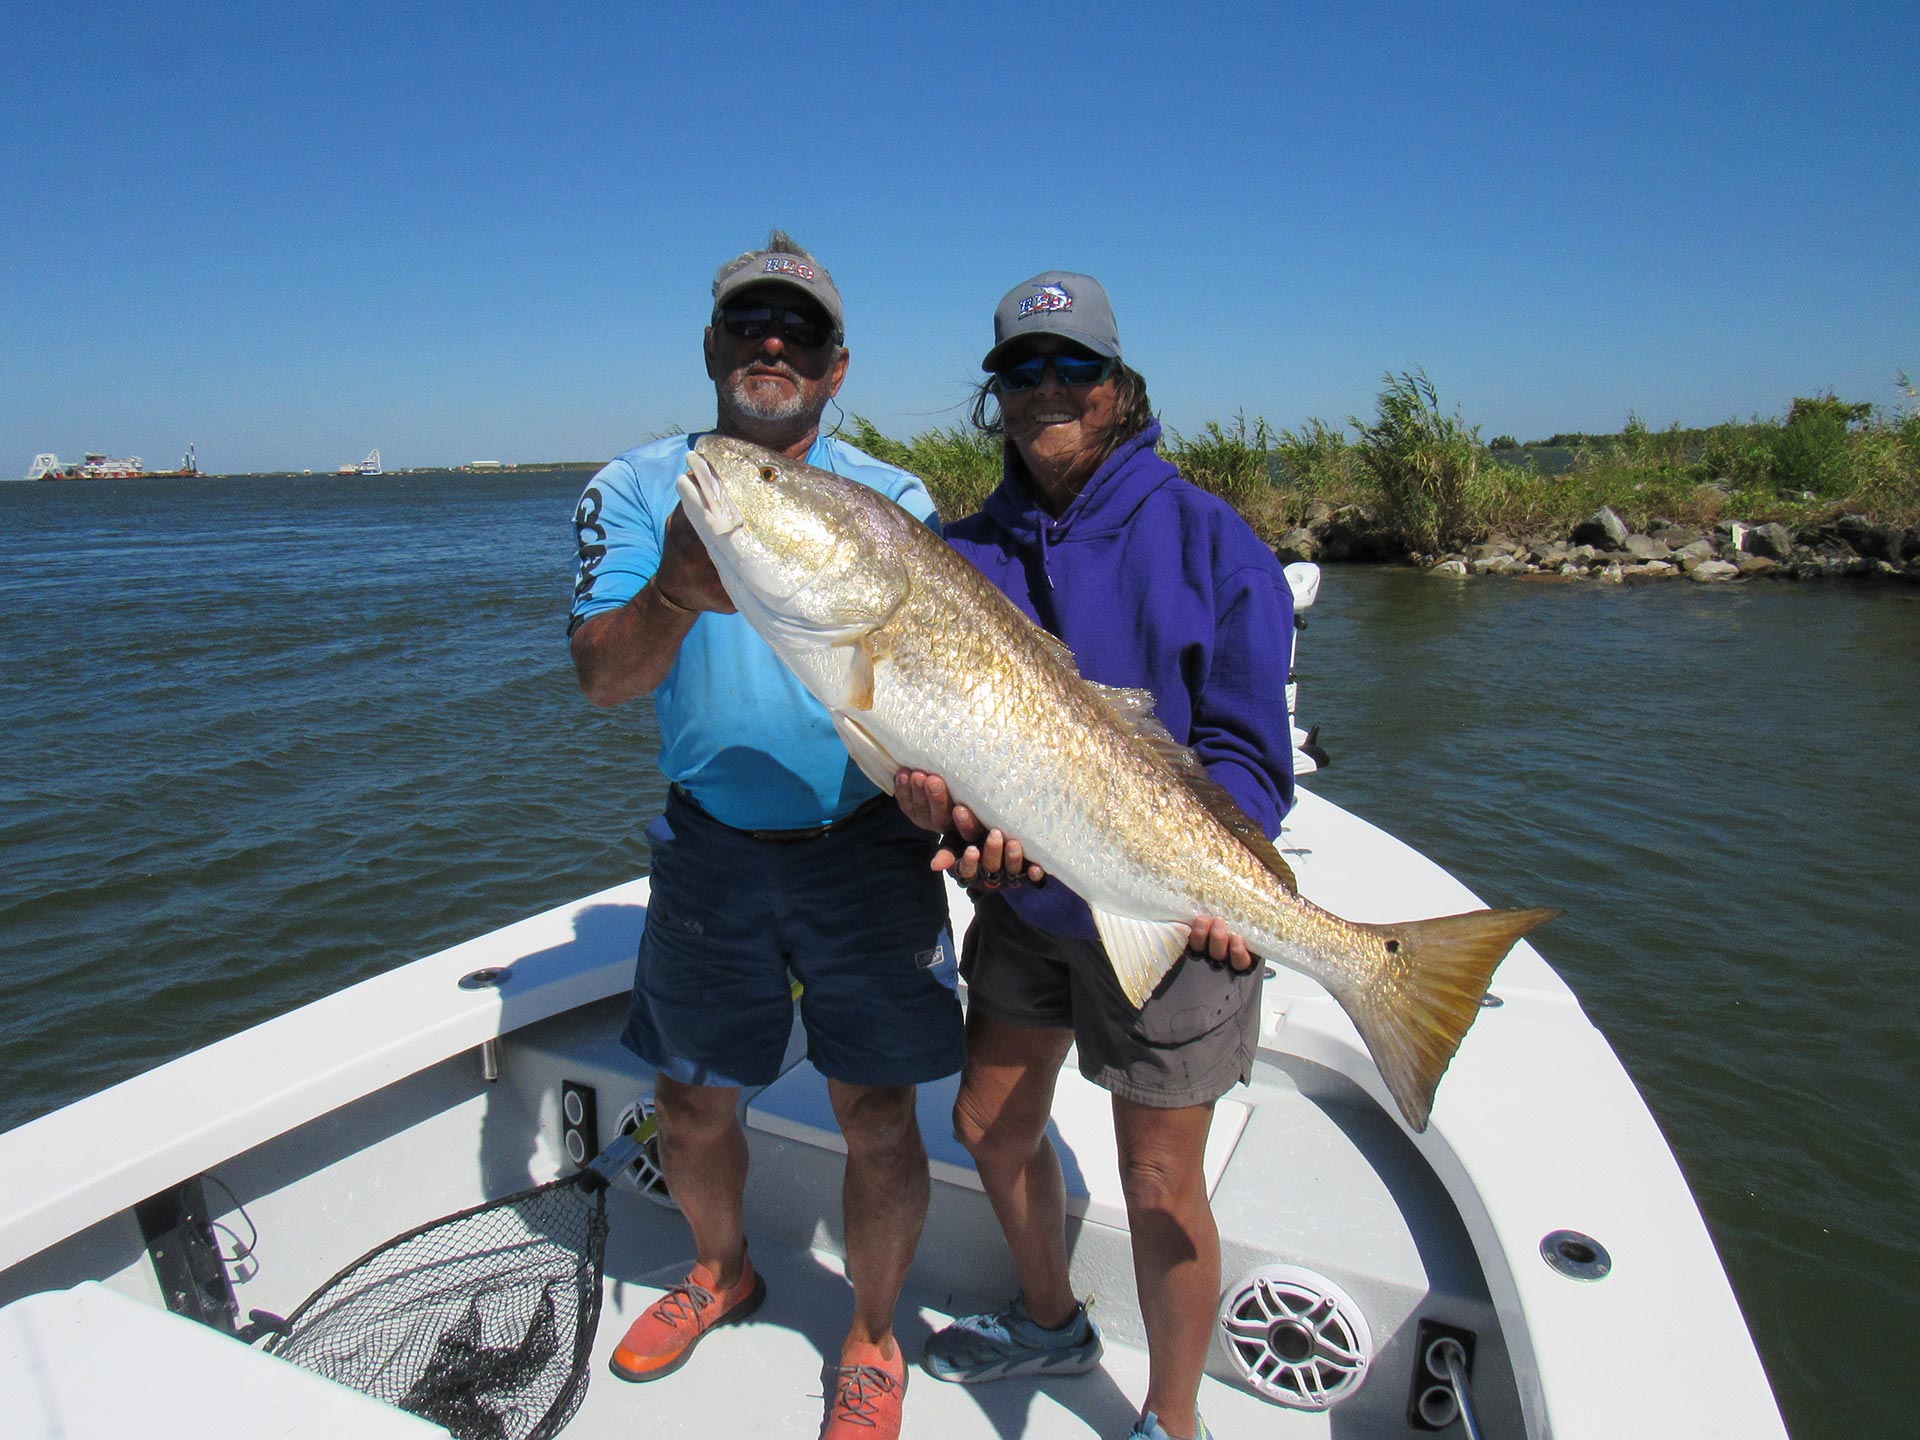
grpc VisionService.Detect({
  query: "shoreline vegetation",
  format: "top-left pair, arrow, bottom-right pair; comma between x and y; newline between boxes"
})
27,375 -> 1917,584
855,369 -> 1920,585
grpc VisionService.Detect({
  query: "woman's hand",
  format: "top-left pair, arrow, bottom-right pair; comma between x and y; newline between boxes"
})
895,769 -> 1045,887
1188,915 -> 1257,974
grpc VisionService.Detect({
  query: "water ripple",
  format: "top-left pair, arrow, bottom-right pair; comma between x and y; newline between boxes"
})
2,484 -> 1913,1439
1304,568 -> 1919,1440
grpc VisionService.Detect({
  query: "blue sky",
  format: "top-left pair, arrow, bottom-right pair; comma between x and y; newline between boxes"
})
4,2 -> 1913,476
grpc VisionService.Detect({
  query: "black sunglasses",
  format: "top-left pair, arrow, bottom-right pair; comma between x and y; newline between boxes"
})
995,353 -> 1116,392
717,304 -> 835,348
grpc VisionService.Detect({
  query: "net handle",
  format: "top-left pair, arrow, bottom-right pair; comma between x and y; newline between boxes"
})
578,1114 -> 660,1192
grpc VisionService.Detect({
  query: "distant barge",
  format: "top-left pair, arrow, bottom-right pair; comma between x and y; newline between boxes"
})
27,445 -> 199,481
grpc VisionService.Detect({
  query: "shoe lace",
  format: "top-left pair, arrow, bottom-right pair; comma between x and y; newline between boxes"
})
653,1281 -> 716,1330
830,1363 -> 900,1428
942,1297 -> 1083,1362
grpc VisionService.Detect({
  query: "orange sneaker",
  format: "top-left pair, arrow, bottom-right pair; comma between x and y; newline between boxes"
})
608,1254 -> 766,1383
821,1339 -> 907,1439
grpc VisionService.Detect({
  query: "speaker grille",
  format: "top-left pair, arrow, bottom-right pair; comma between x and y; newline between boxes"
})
610,1095 -> 678,1208
1218,1264 -> 1373,1409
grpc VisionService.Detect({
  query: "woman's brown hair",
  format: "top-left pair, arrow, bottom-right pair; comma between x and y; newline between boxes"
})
968,360 -> 1156,485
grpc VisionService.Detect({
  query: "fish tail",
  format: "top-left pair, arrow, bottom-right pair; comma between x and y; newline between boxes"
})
1336,906 -> 1564,1132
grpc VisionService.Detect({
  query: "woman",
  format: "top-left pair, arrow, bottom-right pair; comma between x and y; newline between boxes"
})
898,272 -> 1296,1440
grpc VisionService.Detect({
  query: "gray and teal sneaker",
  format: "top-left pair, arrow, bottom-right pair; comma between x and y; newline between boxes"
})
921,1294 -> 1103,1383
1126,1411 -> 1214,1440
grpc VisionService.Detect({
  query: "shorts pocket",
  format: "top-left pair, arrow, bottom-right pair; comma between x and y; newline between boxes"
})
638,823 -> 715,997
1136,956 -> 1251,1046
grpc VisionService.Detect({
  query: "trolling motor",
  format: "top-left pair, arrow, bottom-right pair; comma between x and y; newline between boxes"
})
1283,563 -> 1331,772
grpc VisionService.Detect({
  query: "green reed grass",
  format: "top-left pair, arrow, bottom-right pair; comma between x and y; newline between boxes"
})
846,415 -> 1001,522
1346,370 -> 1490,552
860,370 -> 1920,543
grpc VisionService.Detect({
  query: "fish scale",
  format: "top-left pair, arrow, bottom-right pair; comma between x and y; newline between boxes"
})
875,577 -> 1289,948
678,435 -> 1561,1132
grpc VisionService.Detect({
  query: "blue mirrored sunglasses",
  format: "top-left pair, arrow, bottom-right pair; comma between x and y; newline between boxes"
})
995,353 -> 1116,392
717,305 -> 834,348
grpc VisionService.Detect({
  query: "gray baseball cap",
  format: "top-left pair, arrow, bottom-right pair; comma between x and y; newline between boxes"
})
711,234 -> 845,340
982,271 -> 1122,371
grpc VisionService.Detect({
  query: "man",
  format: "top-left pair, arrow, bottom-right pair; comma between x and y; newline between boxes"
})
569,232 -> 961,1440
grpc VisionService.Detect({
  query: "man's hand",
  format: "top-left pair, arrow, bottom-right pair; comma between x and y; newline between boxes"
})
657,501 -> 736,614
894,769 -> 957,835
895,769 -> 1045,887
572,500 -> 735,707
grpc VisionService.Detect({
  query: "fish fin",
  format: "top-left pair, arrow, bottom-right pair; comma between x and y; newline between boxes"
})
832,713 -> 903,793
1337,906 -> 1566,1132
1087,680 -> 1160,722
1090,909 -> 1193,1008
847,638 -> 875,711
1031,628 -> 1087,674
815,633 -> 891,714
1176,768 -> 1298,894
1088,687 -> 1300,895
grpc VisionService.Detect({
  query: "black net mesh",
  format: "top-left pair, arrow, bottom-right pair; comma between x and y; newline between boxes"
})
267,1174 -> 608,1440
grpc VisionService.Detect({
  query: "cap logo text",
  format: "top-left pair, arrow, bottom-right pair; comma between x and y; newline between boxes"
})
764,257 -> 816,281
1018,284 -> 1073,319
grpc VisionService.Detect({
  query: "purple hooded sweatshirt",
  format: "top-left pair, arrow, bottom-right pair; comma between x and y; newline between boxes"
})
945,420 -> 1297,939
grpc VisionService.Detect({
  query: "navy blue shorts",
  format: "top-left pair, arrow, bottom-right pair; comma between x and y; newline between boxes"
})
622,787 -> 965,1089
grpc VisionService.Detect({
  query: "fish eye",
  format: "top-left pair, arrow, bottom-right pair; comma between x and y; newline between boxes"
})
758,465 -> 778,481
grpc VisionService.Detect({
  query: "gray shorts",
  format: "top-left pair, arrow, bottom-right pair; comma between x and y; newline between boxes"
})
959,894 -> 1261,1109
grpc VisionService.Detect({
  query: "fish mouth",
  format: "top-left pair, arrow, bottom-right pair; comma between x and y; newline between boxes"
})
678,451 -> 742,536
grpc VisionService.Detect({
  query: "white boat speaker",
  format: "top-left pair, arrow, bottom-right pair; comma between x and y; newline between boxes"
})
610,1095 -> 680,1209
1218,1264 -> 1374,1409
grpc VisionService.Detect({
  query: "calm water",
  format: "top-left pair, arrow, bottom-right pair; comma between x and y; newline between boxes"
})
2,474 -> 1915,1437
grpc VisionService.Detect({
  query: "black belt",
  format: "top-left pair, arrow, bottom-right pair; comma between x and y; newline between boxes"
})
671,786 -> 895,844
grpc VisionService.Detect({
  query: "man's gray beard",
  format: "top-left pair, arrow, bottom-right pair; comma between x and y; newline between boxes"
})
720,373 -> 815,431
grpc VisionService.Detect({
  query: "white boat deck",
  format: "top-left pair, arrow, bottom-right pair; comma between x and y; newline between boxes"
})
0,784 -> 1785,1439
500,985 -> 1516,1438
579,1240 -> 1325,1440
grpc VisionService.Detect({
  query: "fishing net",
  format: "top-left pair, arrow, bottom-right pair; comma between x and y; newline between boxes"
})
266,1172 -> 608,1440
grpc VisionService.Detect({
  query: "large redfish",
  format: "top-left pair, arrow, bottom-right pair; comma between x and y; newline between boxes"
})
676,435 -> 1559,1131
